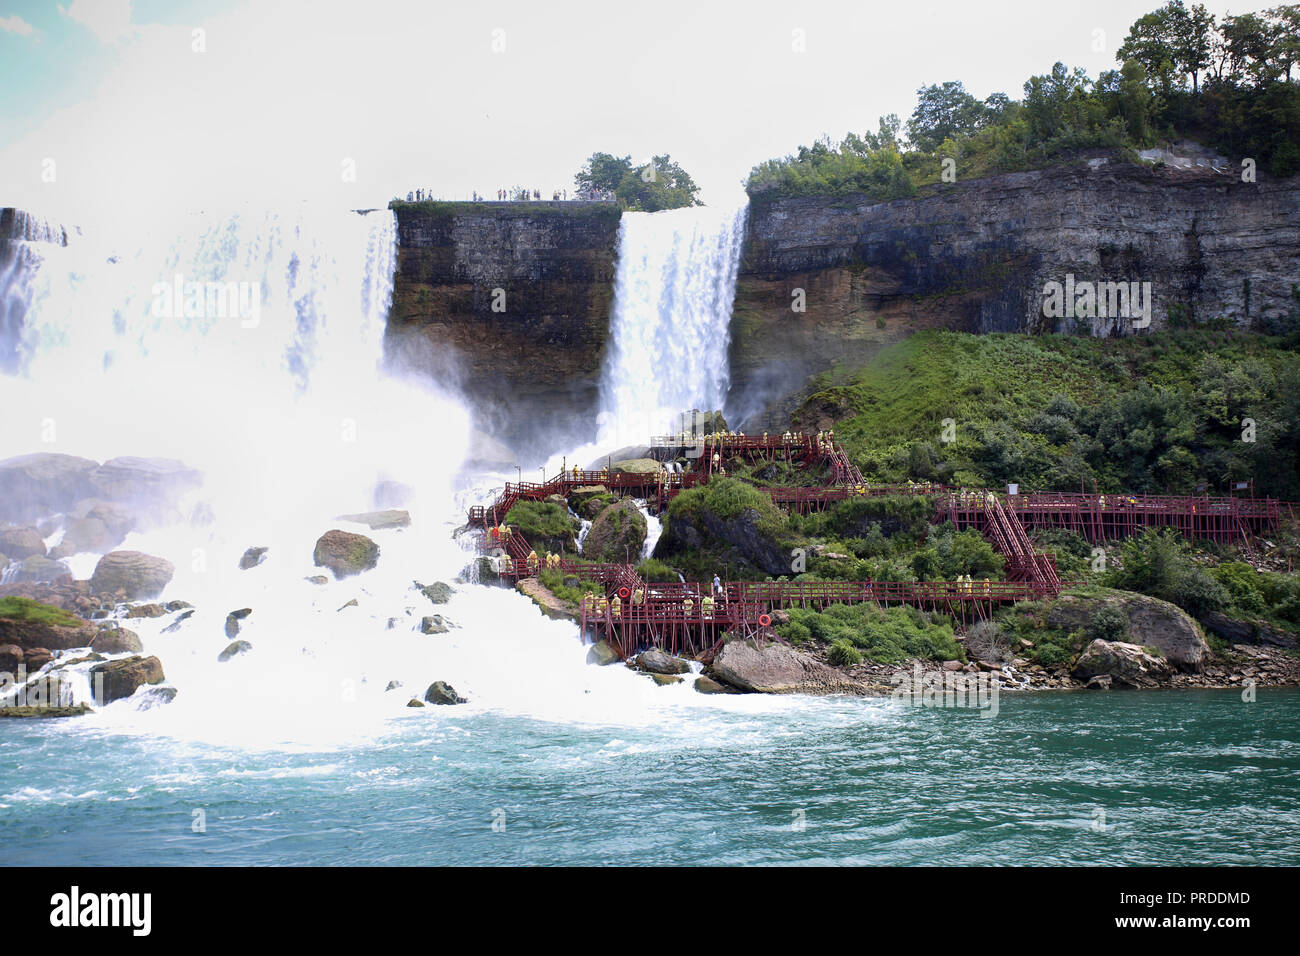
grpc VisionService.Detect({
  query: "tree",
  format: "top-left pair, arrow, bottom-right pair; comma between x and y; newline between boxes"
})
574,152 -> 702,211
1117,4 -> 1183,94
906,81 -> 989,152
574,152 -> 633,195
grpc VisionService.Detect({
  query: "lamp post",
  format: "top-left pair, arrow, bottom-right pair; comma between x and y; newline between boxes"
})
514,465 -> 521,484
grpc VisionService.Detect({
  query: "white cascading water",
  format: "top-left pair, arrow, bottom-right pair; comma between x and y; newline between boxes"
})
0,201 -> 813,751
596,202 -> 747,446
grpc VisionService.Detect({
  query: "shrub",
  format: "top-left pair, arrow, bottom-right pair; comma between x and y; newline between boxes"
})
1085,604 -> 1130,643
826,639 -> 863,667
635,558 -> 680,583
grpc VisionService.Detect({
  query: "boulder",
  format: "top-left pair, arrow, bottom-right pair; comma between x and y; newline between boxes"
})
1047,590 -> 1209,672
709,637 -> 865,695
89,626 -> 143,655
160,609 -> 194,634
89,551 -> 175,599
385,680 -> 403,691
89,655 -> 165,704
313,530 -> 379,578
304,575 -> 329,585
694,674 -> 740,694
134,686 -> 177,709
654,501 -> 795,578
584,446 -> 653,470
239,546 -> 268,570
0,598 -> 96,650
423,680 -> 467,705
585,640 -> 620,666
1200,610 -> 1298,649
611,458 -> 663,476
416,581 -> 454,604
124,603 -> 167,619
635,648 -> 691,675
87,456 -> 202,506
419,615 -> 450,634
11,556 -> 71,584
568,485 -> 610,508
649,673 -> 683,686
217,640 -> 252,662
0,644 -> 21,673
225,608 -> 252,638
514,577 -> 577,622
337,598 -> 359,611
1071,639 -> 1173,688
0,453 -> 99,523
336,509 -> 411,530
23,647 -> 53,671
406,698 -> 425,708
0,527 -> 46,560
582,498 -> 647,563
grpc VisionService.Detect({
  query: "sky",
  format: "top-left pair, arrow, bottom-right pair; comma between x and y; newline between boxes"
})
0,0 -> 1277,232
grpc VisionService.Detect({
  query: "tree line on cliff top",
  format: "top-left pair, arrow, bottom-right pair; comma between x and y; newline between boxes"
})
746,1 -> 1300,200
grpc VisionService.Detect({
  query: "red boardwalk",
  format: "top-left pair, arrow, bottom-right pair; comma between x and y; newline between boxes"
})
466,431 -> 1295,659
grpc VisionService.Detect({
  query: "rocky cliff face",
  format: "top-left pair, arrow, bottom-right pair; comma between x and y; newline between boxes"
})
386,201 -> 621,458
728,161 -> 1300,425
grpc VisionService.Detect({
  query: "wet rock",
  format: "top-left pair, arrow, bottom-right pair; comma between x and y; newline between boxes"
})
406,698 -> 425,708
0,527 -> 46,560
89,626 -> 143,655
419,615 -> 450,634
0,453 -> 99,524
693,675 -> 739,694
90,655 -> 165,704
385,680 -> 403,691
709,637 -> 865,695
239,546 -> 269,570
304,575 -> 329,585
1200,610 -> 1298,649
217,639 -> 252,662
313,530 -> 379,578
124,603 -> 168,619
163,600 -> 192,612
634,648 -> 691,675
12,556 -> 71,584
416,581 -> 454,604
23,647 -> 53,671
1072,639 -> 1173,689
583,498 -> 647,563
649,673 -> 683,686
89,551 -> 175,600
338,598 -> 359,611
87,456 -> 203,506
160,609 -> 195,634
423,680 -> 467,705
1085,675 -> 1113,690
336,509 -> 411,530
0,599 -> 96,651
135,686 -> 178,709
224,607 -> 252,638
1048,590 -> 1208,672
514,577 -> 576,622
0,644 -> 22,673
585,640 -> 620,666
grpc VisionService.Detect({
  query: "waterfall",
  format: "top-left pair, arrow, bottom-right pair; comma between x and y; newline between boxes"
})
596,202 -> 747,446
0,202 -> 768,745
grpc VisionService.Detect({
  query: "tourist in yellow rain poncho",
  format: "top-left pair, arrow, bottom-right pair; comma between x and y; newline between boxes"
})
683,597 -> 694,616
526,550 -> 538,573
610,595 -> 621,618
702,595 -> 714,619
632,587 -> 645,606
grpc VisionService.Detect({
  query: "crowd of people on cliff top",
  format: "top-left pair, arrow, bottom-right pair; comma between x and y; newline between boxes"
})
403,186 -> 615,202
